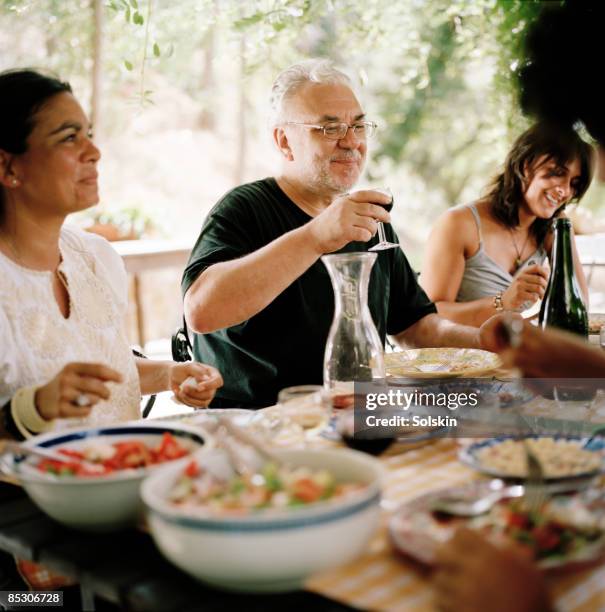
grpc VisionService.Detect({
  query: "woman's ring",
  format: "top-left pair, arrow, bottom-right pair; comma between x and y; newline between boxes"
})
75,394 -> 91,407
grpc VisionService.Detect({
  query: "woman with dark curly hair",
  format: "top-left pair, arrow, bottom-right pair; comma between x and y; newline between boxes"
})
420,122 -> 593,327
492,1 -> 605,377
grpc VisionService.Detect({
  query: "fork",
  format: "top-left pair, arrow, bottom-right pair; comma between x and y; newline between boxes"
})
215,417 -> 283,484
523,440 -> 548,513
217,416 -> 282,465
215,426 -> 256,478
430,485 -> 524,517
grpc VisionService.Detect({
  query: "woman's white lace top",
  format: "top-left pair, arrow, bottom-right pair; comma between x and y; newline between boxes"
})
0,226 -> 141,430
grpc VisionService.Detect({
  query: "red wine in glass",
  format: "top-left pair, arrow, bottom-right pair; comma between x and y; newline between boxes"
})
334,407 -> 395,456
369,188 -> 398,251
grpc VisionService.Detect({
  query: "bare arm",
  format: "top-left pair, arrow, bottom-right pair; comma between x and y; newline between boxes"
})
420,208 -> 495,326
184,191 -> 391,333
422,208 -> 549,325
487,321 -> 605,379
393,313 -> 481,349
136,358 -> 171,395
185,225 -> 320,334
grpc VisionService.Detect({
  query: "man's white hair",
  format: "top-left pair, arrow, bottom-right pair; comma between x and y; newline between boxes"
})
269,58 -> 352,127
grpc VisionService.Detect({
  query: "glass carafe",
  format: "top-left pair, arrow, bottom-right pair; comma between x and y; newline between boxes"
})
322,253 -> 385,408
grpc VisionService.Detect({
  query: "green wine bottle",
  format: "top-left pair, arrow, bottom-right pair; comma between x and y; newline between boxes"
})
539,218 -> 588,337
539,218 -> 591,401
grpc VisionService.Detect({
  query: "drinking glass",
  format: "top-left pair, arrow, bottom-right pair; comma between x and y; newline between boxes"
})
277,385 -> 330,438
369,187 -> 398,251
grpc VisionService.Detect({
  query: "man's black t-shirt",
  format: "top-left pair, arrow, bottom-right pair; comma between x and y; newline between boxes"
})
182,178 -> 436,408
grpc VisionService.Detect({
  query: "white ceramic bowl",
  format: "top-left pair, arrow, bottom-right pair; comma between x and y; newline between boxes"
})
141,447 -> 383,592
1,421 -> 210,531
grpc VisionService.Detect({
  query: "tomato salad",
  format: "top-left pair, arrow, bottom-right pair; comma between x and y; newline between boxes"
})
168,460 -> 365,516
37,432 -> 190,477
471,499 -> 605,562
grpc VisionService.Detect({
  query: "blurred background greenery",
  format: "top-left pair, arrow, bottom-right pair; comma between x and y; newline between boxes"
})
2,0 -> 604,271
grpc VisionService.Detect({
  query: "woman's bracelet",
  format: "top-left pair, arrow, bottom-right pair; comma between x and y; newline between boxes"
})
493,292 -> 504,312
10,387 -> 54,439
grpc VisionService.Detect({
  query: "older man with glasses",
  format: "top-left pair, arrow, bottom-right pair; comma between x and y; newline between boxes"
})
182,58 -> 498,408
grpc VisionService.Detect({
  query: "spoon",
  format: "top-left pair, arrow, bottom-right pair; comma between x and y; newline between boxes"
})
0,440 -> 101,471
430,485 -> 524,517
430,478 -> 595,518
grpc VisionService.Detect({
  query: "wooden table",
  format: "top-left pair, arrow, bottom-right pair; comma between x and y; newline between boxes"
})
306,438 -> 605,611
0,483 -> 352,612
111,240 -> 192,349
4,397 -> 605,611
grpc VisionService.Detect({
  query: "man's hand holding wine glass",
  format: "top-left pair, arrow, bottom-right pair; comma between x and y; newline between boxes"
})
306,189 -> 392,253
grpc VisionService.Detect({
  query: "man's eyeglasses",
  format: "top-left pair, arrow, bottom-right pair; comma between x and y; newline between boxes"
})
285,121 -> 378,140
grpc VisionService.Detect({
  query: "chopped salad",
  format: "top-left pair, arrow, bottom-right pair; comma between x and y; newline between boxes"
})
168,460 -> 365,515
36,432 -> 190,477
471,498 -> 605,561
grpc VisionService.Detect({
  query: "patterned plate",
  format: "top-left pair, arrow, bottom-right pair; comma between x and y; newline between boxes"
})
389,481 -> 605,570
385,348 -> 502,379
459,435 -> 605,481
589,313 -> 605,334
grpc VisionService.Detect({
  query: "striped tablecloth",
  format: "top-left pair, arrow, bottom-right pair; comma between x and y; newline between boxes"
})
305,439 -> 605,612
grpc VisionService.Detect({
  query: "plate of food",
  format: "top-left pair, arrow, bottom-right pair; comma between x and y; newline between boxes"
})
389,480 -> 605,570
459,435 -> 605,481
589,313 -> 605,334
385,348 -> 502,379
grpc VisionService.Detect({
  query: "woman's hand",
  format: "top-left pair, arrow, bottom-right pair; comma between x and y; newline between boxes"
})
169,362 -> 223,408
434,528 -> 553,612
35,363 -> 123,421
502,264 -> 549,310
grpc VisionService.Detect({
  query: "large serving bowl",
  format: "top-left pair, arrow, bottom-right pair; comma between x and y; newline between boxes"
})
1,421 -> 210,531
141,447 -> 383,592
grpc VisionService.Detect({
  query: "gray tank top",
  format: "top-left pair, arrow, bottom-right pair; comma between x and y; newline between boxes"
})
456,204 -> 547,302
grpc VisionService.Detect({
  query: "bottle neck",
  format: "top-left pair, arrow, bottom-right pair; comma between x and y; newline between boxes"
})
551,222 -> 573,283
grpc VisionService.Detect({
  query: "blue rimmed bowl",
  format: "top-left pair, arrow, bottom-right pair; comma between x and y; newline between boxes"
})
1,421 -> 211,531
141,447 -> 383,592
459,434 -> 605,482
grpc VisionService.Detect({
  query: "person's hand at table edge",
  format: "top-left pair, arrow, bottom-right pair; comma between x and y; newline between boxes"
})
170,362 -> 223,408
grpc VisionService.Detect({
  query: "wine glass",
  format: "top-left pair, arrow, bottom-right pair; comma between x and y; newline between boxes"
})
369,187 -> 399,252
277,385 -> 330,439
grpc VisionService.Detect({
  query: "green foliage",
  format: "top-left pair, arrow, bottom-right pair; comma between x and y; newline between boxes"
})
2,0 -> 579,254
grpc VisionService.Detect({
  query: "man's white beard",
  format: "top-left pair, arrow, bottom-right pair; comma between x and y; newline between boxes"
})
312,159 -> 362,195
